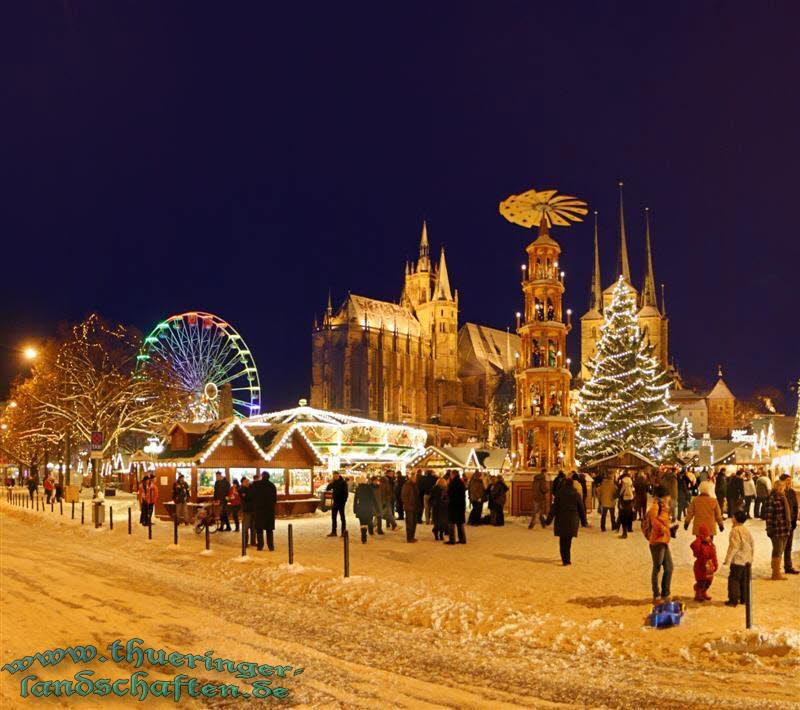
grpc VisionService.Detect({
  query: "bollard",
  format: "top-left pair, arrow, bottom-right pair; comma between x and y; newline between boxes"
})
174,516 -> 178,546
81,501 -> 85,524
95,502 -> 101,529
109,507 -> 113,530
745,563 -> 753,629
241,525 -> 246,557
60,501 -> 63,516
148,518 -> 152,540
128,507 -> 132,534
51,500 -> 54,513
343,530 -> 350,578
288,524 -> 294,565
35,496 -> 39,512
71,501 -> 75,519
205,522 -> 210,551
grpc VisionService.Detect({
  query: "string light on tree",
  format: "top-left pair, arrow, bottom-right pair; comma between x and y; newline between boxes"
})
576,276 -> 678,463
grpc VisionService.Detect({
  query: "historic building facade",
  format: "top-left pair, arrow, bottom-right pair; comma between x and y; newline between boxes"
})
580,190 -> 670,381
310,223 -> 519,445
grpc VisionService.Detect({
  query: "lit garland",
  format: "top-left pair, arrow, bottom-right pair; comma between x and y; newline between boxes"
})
576,276 -> 678,464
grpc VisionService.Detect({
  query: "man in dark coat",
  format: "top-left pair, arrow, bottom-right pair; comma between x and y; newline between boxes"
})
213,471 -> 231,531
714,470 -> 727,516
419,470 -> 437,524
780,474 -> 799,574
394,471 -> 406,520
326,471 -> 349,537
446,472 -> 467,544
545,479 -> 588,565
551,470 -> 566,499
401,473 -> 420,542
250,472 -> 277,551
726,470 -> 745,519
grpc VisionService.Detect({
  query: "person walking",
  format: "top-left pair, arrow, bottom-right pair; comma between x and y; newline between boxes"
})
326,471 -> 349,537
353,476 -> 379,543
755,470 -> 771,519
690,524 -> 719,601
172,473 -> 190,525
43,475 -> 55,504
430,476 -> 449,540
661,468 -> 678,521
27,475 -> 38,501
239,476 -> 256,546
213,471 -> 231,531
597,473 -> 617,532
742,472 -> 756,519
138,474 -> 159,526
446,470 -> 467,544
401,472 -> 420,543
781,474 -> 799,574
677,469 -> 692,521
489,474 -> 509,526
545,479 -> 587,565
683,480 -> 725,537
528,468 -> 550,529
617,472 -> 635,538
419,470 -> 437,525
714,469 -> 727,518
394,471 -> 406,521
467,471 -> 486,526
379,472 -> 398,531
251,472 -> 277,551
765,476 -> 792,580
723,510 -> 754,606
633,471 -> 649,521
726,470 -> 745,519
644,486 -> 674,603
227,479 -> 241,533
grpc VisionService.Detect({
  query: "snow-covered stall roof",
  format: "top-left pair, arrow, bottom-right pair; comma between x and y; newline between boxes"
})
584,450 -> 657,469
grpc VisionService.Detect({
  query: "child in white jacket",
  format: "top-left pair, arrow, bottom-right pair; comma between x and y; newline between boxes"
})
723,510 -> 754,606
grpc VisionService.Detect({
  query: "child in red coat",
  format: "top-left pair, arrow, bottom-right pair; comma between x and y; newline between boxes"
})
690,524 -> 719,601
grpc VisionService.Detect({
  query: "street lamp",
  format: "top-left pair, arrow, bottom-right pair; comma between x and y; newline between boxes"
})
22,347 -> 38,361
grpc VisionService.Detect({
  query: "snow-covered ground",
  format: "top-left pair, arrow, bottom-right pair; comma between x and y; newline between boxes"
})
1,497 -> 798,708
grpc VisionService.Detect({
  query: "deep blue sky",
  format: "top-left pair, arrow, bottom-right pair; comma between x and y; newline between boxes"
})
2,2 -> 799,409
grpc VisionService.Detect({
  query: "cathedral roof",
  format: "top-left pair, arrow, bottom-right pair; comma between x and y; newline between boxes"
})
334,294 -> 421,337
637,304 -> 661,318
458,323 -> 521,377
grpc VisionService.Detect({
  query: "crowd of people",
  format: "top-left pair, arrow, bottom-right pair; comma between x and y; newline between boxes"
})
323,469 -> 512,545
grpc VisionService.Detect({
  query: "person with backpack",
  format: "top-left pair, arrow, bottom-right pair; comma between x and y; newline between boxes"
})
644,485 -> 674,603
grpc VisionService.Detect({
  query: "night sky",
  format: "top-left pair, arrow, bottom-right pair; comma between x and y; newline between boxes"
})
3,2 -> 799,409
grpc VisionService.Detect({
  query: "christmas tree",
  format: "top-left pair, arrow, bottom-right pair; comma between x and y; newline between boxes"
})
576,276 -> 678,463
677,417 -> 694,451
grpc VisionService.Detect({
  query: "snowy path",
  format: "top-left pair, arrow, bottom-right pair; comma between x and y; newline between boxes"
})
1,499 -> 798,708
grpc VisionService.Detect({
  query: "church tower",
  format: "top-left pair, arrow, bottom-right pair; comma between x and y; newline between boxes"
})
580,211 -> 604,380
512,215 -> 575,471
637,207 -> 668,367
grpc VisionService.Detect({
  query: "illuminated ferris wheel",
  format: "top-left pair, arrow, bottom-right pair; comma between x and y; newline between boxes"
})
137,311 -> 261,421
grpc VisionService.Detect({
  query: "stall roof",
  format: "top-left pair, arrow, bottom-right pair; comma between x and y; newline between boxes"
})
585,450 -> 657,469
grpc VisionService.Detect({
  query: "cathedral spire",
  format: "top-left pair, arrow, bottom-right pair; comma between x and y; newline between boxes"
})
417,220 -> 431,272
433,246 -> 452,301
590,210 -> 602,311
661,283 -> 667,316
641,207 -> 659,308
617,181 -> 631,283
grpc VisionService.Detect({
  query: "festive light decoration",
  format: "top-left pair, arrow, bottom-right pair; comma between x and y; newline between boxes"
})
576,276 -> 678,463
752,420 -> 776,460
137,311 -> 261,421
677,417 -> 694,450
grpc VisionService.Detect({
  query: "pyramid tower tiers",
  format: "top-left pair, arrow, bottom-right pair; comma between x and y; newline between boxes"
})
617,181 -> 632,283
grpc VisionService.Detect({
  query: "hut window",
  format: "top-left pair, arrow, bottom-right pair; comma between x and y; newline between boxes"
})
289,469 -> 312,494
